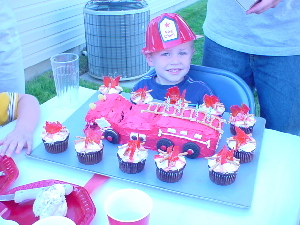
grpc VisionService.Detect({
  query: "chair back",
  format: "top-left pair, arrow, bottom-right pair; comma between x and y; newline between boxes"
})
188,65 -> 255,114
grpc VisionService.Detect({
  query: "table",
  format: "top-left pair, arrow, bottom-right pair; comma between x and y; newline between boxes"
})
1,87 -> 300,225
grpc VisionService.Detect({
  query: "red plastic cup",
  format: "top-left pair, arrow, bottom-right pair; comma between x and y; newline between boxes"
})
104,189 -> 153,225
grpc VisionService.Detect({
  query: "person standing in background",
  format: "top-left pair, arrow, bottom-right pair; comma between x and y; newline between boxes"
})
0,0 -> 25,93
202,0 -> 300,135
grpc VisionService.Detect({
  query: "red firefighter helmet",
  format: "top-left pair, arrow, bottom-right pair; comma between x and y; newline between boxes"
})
142,13 -> 202,54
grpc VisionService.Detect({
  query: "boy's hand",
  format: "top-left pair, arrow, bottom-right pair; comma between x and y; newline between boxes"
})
246,0 -> 282,14
0,127 -> 33,157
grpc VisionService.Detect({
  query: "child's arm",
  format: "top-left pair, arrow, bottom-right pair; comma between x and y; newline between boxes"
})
0,94 -> 40,157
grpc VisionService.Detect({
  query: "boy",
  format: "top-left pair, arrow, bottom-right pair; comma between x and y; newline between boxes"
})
132,13 -> 212,105
0,92 -> 40,157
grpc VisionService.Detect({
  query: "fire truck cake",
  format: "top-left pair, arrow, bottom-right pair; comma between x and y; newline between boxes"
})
84,91 -> 225,159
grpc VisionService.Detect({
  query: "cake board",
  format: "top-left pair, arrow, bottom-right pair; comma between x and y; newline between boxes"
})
28,92 -> 266,208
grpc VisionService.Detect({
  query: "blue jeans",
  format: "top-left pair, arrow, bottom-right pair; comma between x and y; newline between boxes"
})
202,37 -> 300,135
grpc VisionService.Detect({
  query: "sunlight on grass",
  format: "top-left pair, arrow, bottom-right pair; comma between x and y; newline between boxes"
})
26,65 -> 132,104
25,71 -> 56,104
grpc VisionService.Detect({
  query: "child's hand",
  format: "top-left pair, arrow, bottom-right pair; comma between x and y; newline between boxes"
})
246,0 -> 281,14
0,127 -> 33,157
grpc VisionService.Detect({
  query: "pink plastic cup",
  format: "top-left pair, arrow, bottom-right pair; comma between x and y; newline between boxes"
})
104,189 -> 153,225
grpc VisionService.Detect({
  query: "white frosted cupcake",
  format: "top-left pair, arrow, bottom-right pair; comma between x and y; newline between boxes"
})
227,127 -> 256,163
117,139 -> 148,174
99,76 -> 123,94
41,121 -> 69,154
206,146 -> 240,186
75,129 -> 104,165
229,104 -> 256,135
199,94 -> 225,117
154,146 -> 187,183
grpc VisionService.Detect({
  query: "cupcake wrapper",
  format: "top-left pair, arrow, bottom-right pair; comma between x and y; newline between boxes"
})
234,150 -> 254,164
117,154 -> 146,174
43,135 -> 69,154
77,149 -> 103,165
156,164 -> 186,183
230,124 -> 254,135
209,170 -> 237,186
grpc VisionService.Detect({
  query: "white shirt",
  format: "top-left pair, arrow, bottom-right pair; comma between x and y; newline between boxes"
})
203,0 -> 300,56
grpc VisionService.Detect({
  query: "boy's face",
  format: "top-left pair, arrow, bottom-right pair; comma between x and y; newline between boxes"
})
145,41 -> 195,85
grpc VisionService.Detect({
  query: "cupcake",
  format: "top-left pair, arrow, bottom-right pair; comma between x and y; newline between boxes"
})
130,86 -> 153,104
227,127 -> 256,163
229,103 -> 256,135
74,128 -> 104,165
41,121 -> 69,154
199,94 -> 225,117
206,146 -> 240,186
99,76 -> 123,94
117,138 -> 148,174
154,146 -> 187,183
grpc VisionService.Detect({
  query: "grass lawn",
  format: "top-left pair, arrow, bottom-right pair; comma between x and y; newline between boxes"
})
177,0 -> 208,65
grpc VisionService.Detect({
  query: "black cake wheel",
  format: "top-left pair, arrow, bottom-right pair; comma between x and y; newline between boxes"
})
104,129 -> 119,144
182,142 -> 200,159
156,138 -> 174,151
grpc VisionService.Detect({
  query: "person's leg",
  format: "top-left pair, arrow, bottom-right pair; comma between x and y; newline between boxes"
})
202,37 -> 254,89
252,55 -> 300,135
202,37 -> 300,135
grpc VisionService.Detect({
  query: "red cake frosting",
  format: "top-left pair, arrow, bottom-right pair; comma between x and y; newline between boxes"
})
85,93 -> 224,158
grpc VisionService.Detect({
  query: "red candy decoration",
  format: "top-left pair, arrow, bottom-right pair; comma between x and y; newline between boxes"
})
103,76 -> 121,88
44,121 -> 63,134
134,86 -> 150,101
124,136 -> 142,161
216,146 -> 234,165
84,128 -> 103,145
165,86 -> 187,105
233,127 -> 251,147
230,103 -> 250,117
203,94 -> 219,108
155,145 -> 187,169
